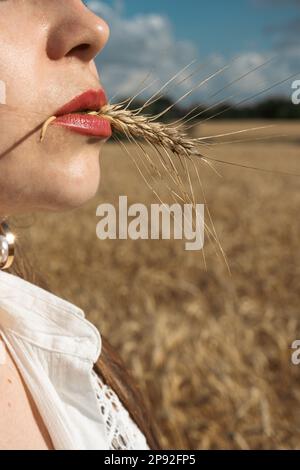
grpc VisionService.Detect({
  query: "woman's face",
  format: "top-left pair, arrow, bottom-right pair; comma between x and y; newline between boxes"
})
0,0 -> 110,215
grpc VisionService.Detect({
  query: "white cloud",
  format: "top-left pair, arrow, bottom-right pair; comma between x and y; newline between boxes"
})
89,1 -> 198,102
88,1 -> 299,106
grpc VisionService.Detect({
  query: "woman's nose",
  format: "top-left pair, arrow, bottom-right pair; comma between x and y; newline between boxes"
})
46,1 -> 110,62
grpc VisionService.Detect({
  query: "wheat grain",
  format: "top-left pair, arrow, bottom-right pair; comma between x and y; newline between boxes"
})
96,104 -> 205,161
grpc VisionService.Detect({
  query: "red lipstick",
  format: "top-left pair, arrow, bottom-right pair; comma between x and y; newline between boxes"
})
53,89 -> 111,139
54,113 -> 111,138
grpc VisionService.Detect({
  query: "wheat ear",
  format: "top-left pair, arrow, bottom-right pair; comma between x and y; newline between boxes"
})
96,104 -> 205,161
40,104 -> 205,161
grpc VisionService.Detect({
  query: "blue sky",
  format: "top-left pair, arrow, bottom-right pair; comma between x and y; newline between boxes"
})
88,1 -> 300,103
101,0 -> 299,57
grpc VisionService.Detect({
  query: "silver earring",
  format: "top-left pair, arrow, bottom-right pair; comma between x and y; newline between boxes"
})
0,222 -> 15,270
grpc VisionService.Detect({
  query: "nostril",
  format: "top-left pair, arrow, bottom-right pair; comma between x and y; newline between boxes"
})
66,43 -> 90,57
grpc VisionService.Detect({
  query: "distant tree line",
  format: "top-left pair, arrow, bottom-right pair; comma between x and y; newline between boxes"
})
125,96 -> 300,121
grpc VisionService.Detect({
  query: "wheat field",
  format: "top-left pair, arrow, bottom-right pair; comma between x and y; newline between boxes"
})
15,120 -> 300,450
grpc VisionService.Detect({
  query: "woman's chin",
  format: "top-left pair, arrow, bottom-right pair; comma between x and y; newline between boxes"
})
56,171 -> 101,211
39,147 -> 102,211
54,179 -> 100,211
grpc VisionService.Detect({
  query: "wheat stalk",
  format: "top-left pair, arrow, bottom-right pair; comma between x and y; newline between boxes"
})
95,104 -> 205,161
39,102 -> 227,265
43,101 -> 268,269
39,104 -> 206,169
39,104 -> 210,214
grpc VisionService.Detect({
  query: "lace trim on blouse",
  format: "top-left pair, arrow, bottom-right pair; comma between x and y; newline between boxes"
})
91,370 -> 149,450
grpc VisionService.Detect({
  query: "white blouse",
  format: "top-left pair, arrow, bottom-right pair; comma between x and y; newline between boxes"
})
0,270 -> 150,450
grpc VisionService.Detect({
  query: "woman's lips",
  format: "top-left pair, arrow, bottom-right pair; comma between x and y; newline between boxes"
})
53,88 -> 112,139
54,113 -> 112,138
56,89 -> 108,116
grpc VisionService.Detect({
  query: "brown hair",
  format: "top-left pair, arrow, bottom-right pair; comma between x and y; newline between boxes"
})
7,236 -> 161,450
